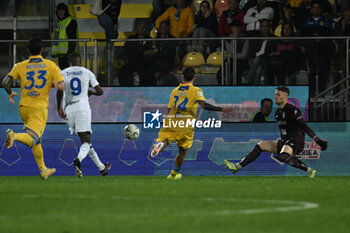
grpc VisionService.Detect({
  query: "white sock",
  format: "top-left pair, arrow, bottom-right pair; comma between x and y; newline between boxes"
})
88,144 -> 105,171
235,163 -> 242,169
307,167 -> 313,174
77,142 -> 90,162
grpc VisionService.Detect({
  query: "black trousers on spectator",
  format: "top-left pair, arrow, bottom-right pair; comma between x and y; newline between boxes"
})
118,61 -> 156,86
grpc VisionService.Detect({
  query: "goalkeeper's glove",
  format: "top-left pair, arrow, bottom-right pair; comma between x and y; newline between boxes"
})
314,136 -> 328,150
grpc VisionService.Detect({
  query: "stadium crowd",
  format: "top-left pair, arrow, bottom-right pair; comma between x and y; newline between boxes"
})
104,0 -> 349,93
3,0 -> 350,93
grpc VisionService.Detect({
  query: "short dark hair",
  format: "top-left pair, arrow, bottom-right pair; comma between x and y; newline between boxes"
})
276,86 -> 290,95
183,67 -> 195,81
69,53 -> 80,63
261,98 -> 273,106
311,0 -> 322,8
27,37 -> 43,55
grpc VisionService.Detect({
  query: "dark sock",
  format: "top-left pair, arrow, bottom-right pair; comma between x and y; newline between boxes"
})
276,152 -> 308,172
239,145 -> 263,167
288,157 -> 309,172
275,152 -> 291,163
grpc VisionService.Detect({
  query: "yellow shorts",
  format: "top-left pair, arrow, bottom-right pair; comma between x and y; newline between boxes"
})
156,127 -> 194,149
19,106 -> 48,139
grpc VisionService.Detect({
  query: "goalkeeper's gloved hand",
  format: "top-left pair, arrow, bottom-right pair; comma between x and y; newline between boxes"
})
314,136 -> 328,150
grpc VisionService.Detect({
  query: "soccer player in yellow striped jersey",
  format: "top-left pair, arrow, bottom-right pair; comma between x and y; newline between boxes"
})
151,67 -> 233,180
2,37 -> 65,180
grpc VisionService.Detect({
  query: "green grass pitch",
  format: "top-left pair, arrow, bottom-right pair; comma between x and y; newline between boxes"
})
0,176 -> 349,233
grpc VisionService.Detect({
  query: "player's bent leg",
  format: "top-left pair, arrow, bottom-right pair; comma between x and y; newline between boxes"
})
86,143 -> 111,176
32,143 -> 46,171
7,128 -> 39,149
168,147 -> 187,180
259,140 -> 279,154
288,157 -> 317,178
76,143 -> 90,162
26,130 -> 56,180
151,139 -> 168,157
224,141 -> 278,174
78,131 -> 91,144
279,145 -> 294,160
73,132 -> 91,178
32,142 -> 56,180
15,132 -> 35,147
276,145 -> 316,177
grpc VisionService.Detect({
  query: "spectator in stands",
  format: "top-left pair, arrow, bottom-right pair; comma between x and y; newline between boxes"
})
94,0 -> 121,79
155,0 -> 194,38
97,0 -> 122,41
191,0 -> 217,53
243,0 -> 274,34
218,0 -> 245,36
264,23 -> 303,85
51,3 -> 79,70
118,22 -> 155,86
251,98 -> 273,122
154,21 -> 178,85
293,0 -> 332,31
333,9 -> 350,88
301,1 -> 334,95
243,0 -> 282,30
246,19 -> 273,85
335,9 -> 350,36
274,6 -> 296,36
152,0 -> 174,20
292,0 -> 313,31
222,20 -> 249,85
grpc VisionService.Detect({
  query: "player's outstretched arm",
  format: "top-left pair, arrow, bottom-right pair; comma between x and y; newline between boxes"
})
297,117 -> 328,150
2,76 -> 18,105
197,100 -> 233,112
88,85 -> 103,96
54,81 -> 65,91
56,90 -> 66,119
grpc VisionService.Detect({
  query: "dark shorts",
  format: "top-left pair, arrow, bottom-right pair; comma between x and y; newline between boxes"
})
277,138 -> 304,155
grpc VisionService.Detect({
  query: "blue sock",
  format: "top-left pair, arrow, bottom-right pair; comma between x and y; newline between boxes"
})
171,165 -> 181,176
173,165 -> 180,172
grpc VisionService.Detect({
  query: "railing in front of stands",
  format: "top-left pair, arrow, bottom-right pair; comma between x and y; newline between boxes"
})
1,37 -> 350,121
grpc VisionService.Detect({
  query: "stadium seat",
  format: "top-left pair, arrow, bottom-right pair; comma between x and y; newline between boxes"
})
199,51 -> 224,74
150,27 -> 158,39
206,51 -> 224,66
215,0 -> 229,18
192,0 -> 214,12
182,52 -> 205,73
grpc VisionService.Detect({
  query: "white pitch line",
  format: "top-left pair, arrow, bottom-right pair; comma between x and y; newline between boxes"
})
16,194 -> 319,216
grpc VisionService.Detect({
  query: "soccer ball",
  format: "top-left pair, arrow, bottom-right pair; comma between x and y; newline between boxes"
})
123,124 -> 140,140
